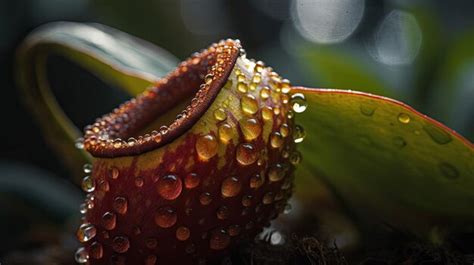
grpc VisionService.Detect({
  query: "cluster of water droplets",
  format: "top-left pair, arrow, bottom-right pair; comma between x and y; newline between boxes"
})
358,102 -> 458,180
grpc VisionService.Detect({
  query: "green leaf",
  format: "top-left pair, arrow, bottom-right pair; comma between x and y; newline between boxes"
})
293,87 -> 474,239
299,47 -> 393,97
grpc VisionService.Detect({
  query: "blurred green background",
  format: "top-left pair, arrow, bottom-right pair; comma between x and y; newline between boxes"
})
0,0 -> 473,260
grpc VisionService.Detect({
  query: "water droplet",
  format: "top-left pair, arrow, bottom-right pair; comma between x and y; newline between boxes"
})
76,223 -> 96,242
360,104 -> 376,116
217,206 -> 230,220
152,131 -> 162,143
282,177 -> 292,190
290,93 -> 307,113
221,177 -> 242,197
273,106 -> 281,115
79,203 -> 87,214
135,177 -> 144,187
228,225 -> 241,236
127,137 -> 137,146
252,73 -> 262,83
205,74 -> 214,84
176,226 -> 191,241
85,194 -> 95,209
279,124 -> 290,137
268,164 -> 286,182
196,134 -> 218,161
260,86 -> 271,99
289,151 -> 302,165
252,61 -> 262,72
113,139 -> 123,148
241,94 -> 259,115
398,113 -> 410,124
275,191 -> 284,201
287,110 -> 295,119
184,172 -> 200,189
97,179 -> 110,192
112,236 -> 130,253
145,255 -> 157,265
439,162 -> 459,179
263,192 -> 274,204
89,241 -> 103,259
241,195 -> 253,207
237,74 -> 246,83
261,106 -> 273,120
280,79 -> 291,94
185,207 -> 192,216
102,231 -> 110,239
75,138 -> 85,149
250,173 -> 264,189
218,123 -> 234,144
393,136 -> 407,148
249,82 -> 258,91
423,124 -> 452,145
110,167 -> 119,179
270,231 -> 284,245
75,247 -> 89,263
209,229 -> 231,250
157,174 -> 182,200
270,132 -> 284,148
133,226 -> 141,235
113,197 -> 128,215
237,82 -> 248,93
293,125 -> 306,143
81,176 -> 95,193
213,108 -> 227,121
83,164 -> 93,173
102,212 -> 117,230
236,143 -> 259,166
199,192 -> 213,205
240,118 -> 262,141
146,238 -> 157,249
154,206 -> 177,228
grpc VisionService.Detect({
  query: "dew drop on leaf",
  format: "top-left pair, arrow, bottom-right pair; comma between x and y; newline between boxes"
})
112,236 -> 130,253
75,247 -> 89,263
392,136 -> 407,148
209,229 -> 231,250
360,104 -> 376,116
221,177 -> 242,197
184,172 -> 200,189
176,226 -> 191,241
439,162 -> 459,179
102,212 -> 117,230
76,223 -> 96,242
398,113 -> 410,124
423,124 -> 452,145
236,143 -> 259,165
196,134 -> 218,160
154,206 -> 177,228
81,176 -> 95,193
113,197 -> 128,215
157,174 -> 182,200
89,242 -> 103,259
83,163 -> 93,173
290,93 -> 307,113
